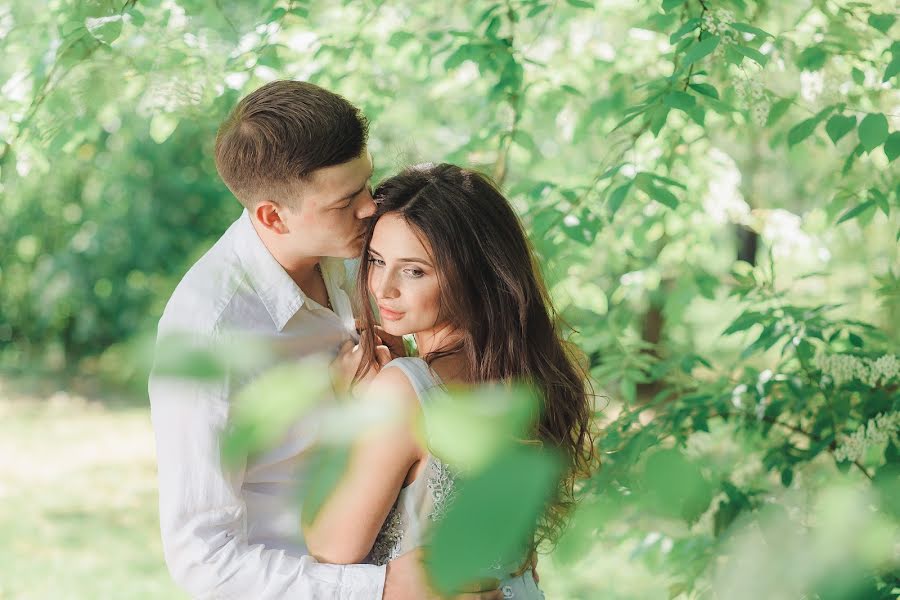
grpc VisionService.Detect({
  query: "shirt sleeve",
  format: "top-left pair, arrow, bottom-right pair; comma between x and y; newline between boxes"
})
148,340 -> 386,599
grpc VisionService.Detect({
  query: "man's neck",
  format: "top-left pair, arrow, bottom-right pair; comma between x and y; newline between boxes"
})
249,217 -> 319,288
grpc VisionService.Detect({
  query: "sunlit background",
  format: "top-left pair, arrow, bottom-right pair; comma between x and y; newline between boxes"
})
1,0 -> 898,598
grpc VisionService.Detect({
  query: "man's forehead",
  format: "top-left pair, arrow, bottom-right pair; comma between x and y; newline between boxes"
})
308,150 -> 372,187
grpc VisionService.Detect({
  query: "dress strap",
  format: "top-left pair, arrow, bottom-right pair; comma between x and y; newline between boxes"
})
382,357 -> 443,406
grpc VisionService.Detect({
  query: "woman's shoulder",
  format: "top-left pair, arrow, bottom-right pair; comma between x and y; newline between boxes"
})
381,356 -> 441,395
362,359 -> 424,412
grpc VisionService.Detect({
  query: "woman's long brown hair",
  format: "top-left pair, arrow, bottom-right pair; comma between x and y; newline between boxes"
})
355,163 -> 597,551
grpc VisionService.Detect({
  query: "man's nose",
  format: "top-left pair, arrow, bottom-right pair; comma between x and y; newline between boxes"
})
357,189 -> 376,219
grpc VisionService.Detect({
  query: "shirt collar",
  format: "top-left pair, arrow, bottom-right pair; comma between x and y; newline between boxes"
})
234,209 -> 306,331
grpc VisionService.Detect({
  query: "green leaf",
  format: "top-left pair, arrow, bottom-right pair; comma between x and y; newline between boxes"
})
724,44 -> 744,66
648,105 -> 670,137
796,45 -> 827,71
664,90 -> 696,111
85,15 -> 123,45
565,0 -> 594,8
732,44 -> 768,66
299,445 -> 351,524
444,45 -> 474,70
885,132 -> 900,162
639,449 -> 713,523
787,117 -> 820,147
149,113 -> 179,144
766,98 -> 792,126
388,31 -> 415,49
127,7 -> 146,27
842,143 -> 864,175
670,18 -> 700,44
512,130 -> 539,155
662,0 -> 684,12
868,13 -> 896,33
885,44 -> 900,82
781,467 -> 794,487
426,446 -> 563,595
740,322 -> 780,358
607,182 -> 632,217
485,16 -> 501,38
642,172 -> 687,189
836,199 -> 876,224
851,67 -> 865,85
427,387 -> 540,472
730,22 -> 774,38
635,174 -> 679,209
688,82 -> 719,99
825,114 -> 856,145
682,35 -> 720,67
857,113 -> 889,152
526,4 -> 549,18
723,311 -> 765,335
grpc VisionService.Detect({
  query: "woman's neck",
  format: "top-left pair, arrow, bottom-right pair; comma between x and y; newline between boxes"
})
414,324 -> 470,383
414,322 -> 461,356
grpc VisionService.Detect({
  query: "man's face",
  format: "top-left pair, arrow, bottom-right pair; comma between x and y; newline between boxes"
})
283,150 -> 376,258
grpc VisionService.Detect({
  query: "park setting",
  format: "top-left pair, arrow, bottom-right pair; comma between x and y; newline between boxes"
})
1,0 -> 898,598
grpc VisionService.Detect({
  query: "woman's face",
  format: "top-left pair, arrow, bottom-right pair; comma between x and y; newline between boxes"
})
367,213 -> 443,337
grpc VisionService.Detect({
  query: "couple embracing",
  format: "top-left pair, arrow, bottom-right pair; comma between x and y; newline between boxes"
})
148,80 -> 595,599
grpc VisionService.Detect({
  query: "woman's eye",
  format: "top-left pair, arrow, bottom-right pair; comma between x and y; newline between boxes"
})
405,268 -> 424,278
367,257 -> 385,267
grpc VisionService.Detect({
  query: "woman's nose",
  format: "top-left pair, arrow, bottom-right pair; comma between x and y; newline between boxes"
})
372,271 -> 399,299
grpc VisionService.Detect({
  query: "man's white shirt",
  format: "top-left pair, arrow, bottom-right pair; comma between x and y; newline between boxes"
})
148,209 -> 385,599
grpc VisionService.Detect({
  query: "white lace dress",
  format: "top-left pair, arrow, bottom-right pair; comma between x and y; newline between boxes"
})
364,357 -> 545,600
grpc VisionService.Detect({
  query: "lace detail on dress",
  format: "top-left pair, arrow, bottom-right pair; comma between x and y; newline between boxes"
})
367,502 -> 404,566
427,459 -> 457,521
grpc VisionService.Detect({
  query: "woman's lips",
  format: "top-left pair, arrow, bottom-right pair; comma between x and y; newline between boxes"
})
378,305 -> 404,321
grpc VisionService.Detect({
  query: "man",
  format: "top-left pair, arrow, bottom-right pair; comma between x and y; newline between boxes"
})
148,80 -> 501,599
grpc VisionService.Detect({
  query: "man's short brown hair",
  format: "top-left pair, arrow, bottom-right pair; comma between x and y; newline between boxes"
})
214,80 -> 369,207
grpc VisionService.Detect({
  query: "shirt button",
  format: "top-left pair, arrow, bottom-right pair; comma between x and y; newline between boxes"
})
502,585 -> 514,598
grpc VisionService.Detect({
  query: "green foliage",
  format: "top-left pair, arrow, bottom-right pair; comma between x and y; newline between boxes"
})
2,0 -> 899,597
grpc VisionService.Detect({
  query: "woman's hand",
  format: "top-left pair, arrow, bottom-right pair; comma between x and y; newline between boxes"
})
357,319 -> 407,359
329,338 -> 390,395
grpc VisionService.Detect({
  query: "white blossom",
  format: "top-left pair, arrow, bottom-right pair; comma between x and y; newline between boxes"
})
834,412 -> 900,463
814,352 -> 899,388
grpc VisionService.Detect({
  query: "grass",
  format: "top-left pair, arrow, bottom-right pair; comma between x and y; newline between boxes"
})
0,375 -> 184,600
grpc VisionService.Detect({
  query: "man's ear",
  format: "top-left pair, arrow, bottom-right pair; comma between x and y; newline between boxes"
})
254,201 -> 289,234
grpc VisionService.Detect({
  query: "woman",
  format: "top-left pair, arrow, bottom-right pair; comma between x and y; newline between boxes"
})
303,163 -> 596,597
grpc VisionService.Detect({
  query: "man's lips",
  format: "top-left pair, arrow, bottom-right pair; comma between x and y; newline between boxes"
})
378,305 -> 404,321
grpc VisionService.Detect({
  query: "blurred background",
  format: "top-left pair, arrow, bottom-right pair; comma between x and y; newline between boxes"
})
1,0 -> 898,598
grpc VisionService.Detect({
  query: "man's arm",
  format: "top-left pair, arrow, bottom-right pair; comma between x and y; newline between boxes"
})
149,359 -> 386,599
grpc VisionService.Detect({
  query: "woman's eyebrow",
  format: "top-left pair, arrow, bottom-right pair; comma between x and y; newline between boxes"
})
367,248 -> 431,267
398,257 -> 432,266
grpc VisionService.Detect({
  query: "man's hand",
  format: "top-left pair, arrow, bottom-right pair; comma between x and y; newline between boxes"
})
384,550 -> 502,600
329,339 -> 390,395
